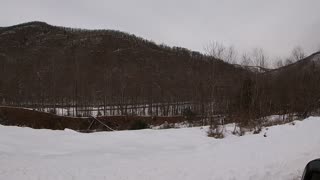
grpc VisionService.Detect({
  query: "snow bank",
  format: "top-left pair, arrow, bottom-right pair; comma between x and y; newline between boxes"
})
0,117 -> 320,180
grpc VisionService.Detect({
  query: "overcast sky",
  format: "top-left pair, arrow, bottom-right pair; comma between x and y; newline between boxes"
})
1,0 -> 320,60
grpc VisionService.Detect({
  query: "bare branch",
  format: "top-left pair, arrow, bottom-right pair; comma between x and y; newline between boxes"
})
225,46 -> 238,64
251,48 -> 268,69
291,46 -> 305,61
240,52 -> 252,66
274,57 -> 284,68
204,41 -> 226,59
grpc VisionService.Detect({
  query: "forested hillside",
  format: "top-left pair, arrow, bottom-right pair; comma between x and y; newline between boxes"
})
0,21 -> 249,117
0,21 -> 319,122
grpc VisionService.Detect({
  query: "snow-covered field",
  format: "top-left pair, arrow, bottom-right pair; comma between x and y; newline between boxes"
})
1,117 -> 320,180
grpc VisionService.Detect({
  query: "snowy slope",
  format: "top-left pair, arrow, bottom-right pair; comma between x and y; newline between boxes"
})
1,117 -> 320,180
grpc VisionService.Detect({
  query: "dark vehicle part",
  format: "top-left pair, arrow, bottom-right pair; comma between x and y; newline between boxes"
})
301,159 -> 320,180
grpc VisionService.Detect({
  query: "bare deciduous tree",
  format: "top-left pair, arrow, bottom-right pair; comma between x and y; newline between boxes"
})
204,41 -> 238,64
252,48 -> 268,69
225,46 -> 238,64
204,41 -> 226,60
274,57 -> 284,68
284,58 -> 294,66
291,46 -> 305,61
240,53 -> 252,66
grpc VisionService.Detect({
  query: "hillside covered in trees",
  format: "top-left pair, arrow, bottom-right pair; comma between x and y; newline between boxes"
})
0,21 -> 250,117
0,21 -> 319,123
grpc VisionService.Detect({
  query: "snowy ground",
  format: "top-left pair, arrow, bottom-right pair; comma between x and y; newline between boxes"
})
1,117 -> 320,180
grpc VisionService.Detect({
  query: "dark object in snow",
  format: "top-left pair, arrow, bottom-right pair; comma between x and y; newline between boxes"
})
263,133 -> 267,137
129,120 -> 149,130
253,127 -> 262,134
301,159 -> 320,180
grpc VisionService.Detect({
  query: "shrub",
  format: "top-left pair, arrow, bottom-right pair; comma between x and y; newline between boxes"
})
207,123 -> 224,138
158,121 -> 173,129
253,126 -> 262,134
232,123 -> 245,136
